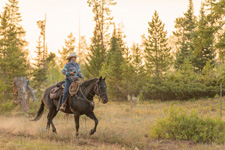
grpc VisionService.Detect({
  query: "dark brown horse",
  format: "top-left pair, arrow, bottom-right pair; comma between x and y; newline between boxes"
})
31,76 -> 108,136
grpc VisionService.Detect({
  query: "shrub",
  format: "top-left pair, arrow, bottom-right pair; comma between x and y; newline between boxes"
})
0,100 -> 16,113
150,106 -> 225,143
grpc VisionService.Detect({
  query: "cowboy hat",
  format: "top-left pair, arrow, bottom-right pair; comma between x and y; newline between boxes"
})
66,52 -> 79,60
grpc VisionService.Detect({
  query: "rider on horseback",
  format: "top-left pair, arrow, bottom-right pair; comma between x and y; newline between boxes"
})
60,52 -> 84,111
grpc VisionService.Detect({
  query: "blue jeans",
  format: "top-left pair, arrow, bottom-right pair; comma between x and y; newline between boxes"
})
61,78 -> 72,105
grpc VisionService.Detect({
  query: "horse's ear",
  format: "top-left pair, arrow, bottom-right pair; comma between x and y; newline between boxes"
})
96,80 -> 99,84
99,76 -> 102,81
103,77 -> 106,80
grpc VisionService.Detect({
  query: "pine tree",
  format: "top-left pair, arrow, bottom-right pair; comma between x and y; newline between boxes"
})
58,32 -> 76,68
144,11 -> 172,79
192,3 -> 215,71
84,34 -> 106,78
202,59 -> 215,84
0,0 -> 28,99
87,0 -> 116,49
130,43 -> 145,95
0,9 -> 10,100
174,0 -> 197,69
100,27 -> 125,101
217,32 -> 225,62
46,52 -> 62,85
121,45 -> 134,97
173,17 -> 188,68
115,24 -> 135,97
213,0 -> 225,61
85,0 -> 116,78
76,36 -> 89,66
116,22 -> 127,54
32,37 -> 47,98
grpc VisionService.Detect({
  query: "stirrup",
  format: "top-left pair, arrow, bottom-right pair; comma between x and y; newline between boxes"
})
59,104 -> 66,111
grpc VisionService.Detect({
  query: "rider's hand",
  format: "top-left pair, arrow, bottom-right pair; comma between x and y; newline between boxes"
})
69,71 -> 76,75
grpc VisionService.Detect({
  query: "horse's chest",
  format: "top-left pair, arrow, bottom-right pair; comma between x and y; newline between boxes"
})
72,101 -> 94,114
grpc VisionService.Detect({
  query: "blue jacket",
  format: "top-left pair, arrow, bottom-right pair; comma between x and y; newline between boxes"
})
62,60 -> 83,82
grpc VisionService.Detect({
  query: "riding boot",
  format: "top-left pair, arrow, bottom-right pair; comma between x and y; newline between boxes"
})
59,103 -> 67,111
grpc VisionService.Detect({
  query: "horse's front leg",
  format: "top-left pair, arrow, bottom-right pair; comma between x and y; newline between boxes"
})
86,112 -> 98,135
74,113 -> 80,137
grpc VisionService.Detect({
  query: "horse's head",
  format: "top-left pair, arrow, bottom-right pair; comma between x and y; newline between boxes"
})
95,76 -> 108,104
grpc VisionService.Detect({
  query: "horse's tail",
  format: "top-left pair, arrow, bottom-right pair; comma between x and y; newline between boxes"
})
30,100 -> 45,121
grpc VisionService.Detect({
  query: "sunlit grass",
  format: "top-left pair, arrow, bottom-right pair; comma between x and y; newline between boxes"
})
1,98 -> 225,149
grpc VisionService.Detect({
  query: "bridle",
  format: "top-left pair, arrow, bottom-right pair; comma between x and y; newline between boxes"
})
94,82 -> 107,98
79,80 -> 107,103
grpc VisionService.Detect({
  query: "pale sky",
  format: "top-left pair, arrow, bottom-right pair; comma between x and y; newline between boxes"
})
0,0 -> 201,59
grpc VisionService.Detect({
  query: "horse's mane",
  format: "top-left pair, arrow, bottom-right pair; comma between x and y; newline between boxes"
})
80,78 -> 98,87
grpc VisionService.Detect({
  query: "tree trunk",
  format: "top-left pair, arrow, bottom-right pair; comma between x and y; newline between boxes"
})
13,77 -> 30,113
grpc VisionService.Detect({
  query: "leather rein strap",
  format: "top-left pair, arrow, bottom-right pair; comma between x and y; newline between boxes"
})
78,81 -> 105,106
79,87 -> 94,107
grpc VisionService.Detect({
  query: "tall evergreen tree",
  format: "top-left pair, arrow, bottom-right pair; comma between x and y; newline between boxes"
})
144,11 -> 172,79
192,3 -> 215,71
87,0 -> 116,49
85,0 -> 116,78
116,23 -> 127,54
174,0 -> 197,69
0,9 -> 10,100
0,0 -> 28,99
58,32 -> 76,68
32,37 -> 47,98
84,34 -> 106,78
121,44 -> 134,97
212,0 -> 225,61
101,27 -> 125,101
130,43 -> 145,95
217,32 -> 225,62
45,52 -> 62,85
76,36 -> 89,66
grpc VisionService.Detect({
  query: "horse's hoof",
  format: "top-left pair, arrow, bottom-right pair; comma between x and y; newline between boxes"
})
76,133 -> 79,137
89,129 -> 95,135
53,130 -> 57,134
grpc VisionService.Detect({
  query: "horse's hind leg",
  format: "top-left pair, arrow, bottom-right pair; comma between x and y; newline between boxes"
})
46,107 -> 58,133
86,112 -> 98,135
50,108 -> 58,133
46,112 -> 51,130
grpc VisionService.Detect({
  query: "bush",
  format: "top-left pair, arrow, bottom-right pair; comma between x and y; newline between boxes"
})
150,106 -> 225,143
0,100 -> 16,113
143,75 -> 219,101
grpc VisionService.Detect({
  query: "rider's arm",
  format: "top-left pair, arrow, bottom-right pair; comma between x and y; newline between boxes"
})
75,63 -> 84,78
62,63 -> 70,76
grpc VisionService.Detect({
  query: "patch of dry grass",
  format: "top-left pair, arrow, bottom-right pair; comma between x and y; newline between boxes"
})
1,98 -> 225,149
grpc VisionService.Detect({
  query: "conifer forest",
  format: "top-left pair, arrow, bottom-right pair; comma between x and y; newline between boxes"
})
1,0 -> 225,149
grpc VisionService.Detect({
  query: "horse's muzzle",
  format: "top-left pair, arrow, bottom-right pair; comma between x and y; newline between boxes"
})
102,99 -> 108,104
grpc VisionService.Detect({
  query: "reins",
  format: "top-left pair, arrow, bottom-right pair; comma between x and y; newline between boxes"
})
79,87 -> 94,107
73,79 -> 106,107
76,80 -> 99,107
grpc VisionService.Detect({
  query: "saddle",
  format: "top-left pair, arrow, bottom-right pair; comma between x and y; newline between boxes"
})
50,79 -> 80,100
49,81 -> 65,99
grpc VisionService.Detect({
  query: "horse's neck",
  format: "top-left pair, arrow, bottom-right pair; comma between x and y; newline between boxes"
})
81,80 -> 96,100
